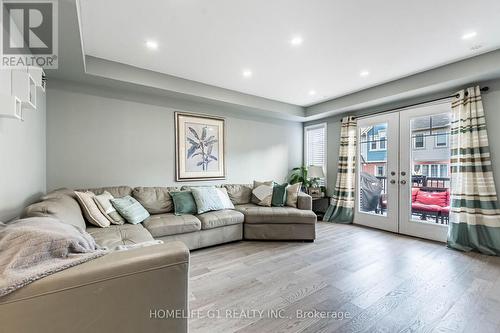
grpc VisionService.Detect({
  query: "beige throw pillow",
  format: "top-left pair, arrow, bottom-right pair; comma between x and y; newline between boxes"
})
252,181 -> 273,207
74,191 -> 110,228
94,191 -> 126,225
286,183 -> 302,208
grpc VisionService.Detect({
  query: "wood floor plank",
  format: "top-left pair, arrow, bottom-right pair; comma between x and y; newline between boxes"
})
188,222 -> 500,333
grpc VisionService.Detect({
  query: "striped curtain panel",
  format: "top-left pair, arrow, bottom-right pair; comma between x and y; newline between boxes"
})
447,86 -> 500,255
324,116 -> 357,223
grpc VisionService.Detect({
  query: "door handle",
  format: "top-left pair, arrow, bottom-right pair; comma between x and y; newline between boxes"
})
390,179 -> 396,184
400,180 -> 407,185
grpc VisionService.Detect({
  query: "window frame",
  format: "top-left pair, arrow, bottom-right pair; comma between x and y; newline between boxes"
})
376,165 -> 385,177
434,131 -> 449,148
304,123 -> 328,187
378,130 -> 387,150
413,133 -> 425,149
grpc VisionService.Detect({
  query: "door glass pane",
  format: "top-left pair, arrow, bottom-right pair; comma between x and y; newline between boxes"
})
410,113 -> 451,225
359,123 -> 387,216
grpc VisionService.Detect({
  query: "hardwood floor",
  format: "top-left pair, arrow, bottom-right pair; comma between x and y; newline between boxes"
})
189,222 -> 500,333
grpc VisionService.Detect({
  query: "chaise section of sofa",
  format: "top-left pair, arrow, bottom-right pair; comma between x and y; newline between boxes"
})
0,241 -> 190,333
235,192 -> 316,241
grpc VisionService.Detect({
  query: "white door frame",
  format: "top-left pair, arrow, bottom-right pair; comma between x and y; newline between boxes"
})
354,113 -> 399,233
399,104 -> 449,242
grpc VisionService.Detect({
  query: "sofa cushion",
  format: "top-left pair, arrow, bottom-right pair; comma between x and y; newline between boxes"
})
412,202 -> 442,213
77,186 -> 133,198
132,187 -> 175,214
87,224 -> 154,249
143,213 -> 201,237
234,203 -> 260,212
223,184 -> 253,205
22,194 -> 86,230
197,210 -> 244,230
43,188 -> 77,199
239,206 -> 317,224
415,190 -> 449,207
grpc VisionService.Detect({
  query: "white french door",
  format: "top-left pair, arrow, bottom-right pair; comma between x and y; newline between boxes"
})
354,103 -> 451,242
355,113 -> 400,233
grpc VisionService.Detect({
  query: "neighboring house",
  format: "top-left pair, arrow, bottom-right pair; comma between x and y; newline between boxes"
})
411,114 -> 451,178
360,124 -> 387,177
360,114 -> 451,179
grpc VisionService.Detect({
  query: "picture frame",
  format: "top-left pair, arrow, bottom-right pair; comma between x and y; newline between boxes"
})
175,112 -> 226,181
308,187 -> 322,198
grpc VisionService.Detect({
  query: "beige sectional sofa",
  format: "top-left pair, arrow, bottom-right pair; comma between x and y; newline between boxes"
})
77,184 -> 316,250
0,183 -> 316,333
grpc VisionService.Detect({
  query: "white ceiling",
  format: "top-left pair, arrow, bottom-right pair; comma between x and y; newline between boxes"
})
79,0 -> 500,107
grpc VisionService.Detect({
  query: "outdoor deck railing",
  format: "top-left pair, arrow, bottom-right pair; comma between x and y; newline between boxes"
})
375,175 -> 450,193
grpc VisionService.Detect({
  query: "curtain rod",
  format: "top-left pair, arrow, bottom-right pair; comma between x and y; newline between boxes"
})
353,86 -> 489,120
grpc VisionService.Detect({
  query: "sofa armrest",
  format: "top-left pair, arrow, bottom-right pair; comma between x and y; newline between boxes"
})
297,192 -> 313,210
0,241 -> 190,333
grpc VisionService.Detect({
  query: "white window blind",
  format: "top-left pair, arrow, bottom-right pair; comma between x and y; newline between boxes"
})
304,123 -> 327,186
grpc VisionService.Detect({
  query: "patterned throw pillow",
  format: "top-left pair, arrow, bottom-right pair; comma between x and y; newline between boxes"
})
286,183 -> 302,208
252,181 -> 274,207
170,191 -> 198,215
93,191 -> 126,225
111,196 -> 150,224
74,191 -> 111,228
271,183 -> 288,207
191,187 -> 226,214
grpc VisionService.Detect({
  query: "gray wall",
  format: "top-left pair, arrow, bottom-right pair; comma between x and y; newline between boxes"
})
46,84 -> 303,190
0,89 -> 46,221
306,79 -> 500,198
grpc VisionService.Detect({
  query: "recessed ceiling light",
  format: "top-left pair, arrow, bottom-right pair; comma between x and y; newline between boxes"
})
308,90 -> 316,96
360,70 -> 370,77
242,69 -> 252,78
146,40 -> 158,50
290,36 -> 303,46
462,32 -> 477,40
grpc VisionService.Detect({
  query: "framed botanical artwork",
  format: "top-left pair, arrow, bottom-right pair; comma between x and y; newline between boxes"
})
175,112 -> 226,181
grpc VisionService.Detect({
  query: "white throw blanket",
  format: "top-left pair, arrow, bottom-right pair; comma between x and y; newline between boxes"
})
0,217 -> 108,297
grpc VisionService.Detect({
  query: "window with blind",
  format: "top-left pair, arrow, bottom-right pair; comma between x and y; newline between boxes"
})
304,123 -> 327,186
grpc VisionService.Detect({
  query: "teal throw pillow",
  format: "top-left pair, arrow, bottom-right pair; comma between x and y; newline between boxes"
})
110,195 -> 150,224
170,191 -> 198,215
271,183 -> 288,207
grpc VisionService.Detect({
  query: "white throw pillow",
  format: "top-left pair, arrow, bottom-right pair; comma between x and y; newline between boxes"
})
191,187 -> 225,214
93,191 -> 126,225
216,188 -> 235,210
286,183 -> 302,208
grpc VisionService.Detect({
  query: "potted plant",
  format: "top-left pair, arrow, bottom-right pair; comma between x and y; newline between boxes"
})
289,166 -> 310,192
289,166 -> 325,195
